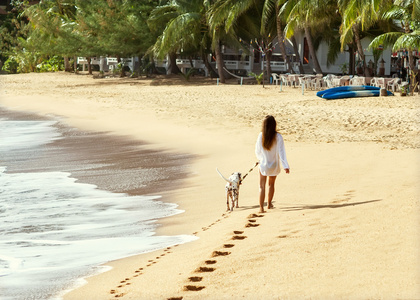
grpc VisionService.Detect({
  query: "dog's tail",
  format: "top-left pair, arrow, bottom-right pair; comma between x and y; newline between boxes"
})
216,168 -> 232,183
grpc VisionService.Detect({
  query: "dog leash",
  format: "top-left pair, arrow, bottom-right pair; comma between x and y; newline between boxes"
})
241,161 -> 259,182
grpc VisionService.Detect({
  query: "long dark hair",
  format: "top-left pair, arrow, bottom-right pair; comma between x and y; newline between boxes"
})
262,115 -> 277,150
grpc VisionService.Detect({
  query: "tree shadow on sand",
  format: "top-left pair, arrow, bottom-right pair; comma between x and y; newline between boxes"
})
280,199 -> 382,211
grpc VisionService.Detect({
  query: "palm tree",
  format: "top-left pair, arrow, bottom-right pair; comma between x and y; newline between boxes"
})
209,0 -> 281,83
339,0 -> 394,76
369,0 -> 419,94
261,0 -> 291,73
262,0 -> 298,73
207,0 -> 254,83
280,0 -> 329,74
149,0 -> 217,76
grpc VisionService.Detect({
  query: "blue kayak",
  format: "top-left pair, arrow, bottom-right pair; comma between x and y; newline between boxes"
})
317,85 -> 393,99
316,85 -> 380,98
322,89 -> 393,100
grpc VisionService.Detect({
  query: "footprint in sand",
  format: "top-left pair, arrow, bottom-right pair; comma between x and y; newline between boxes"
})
183,285 -> 205,291
212,251 -> 230,257
248,214 -> 264,218
114,293 -> 126,298
188,276 -> 203,282
205,260 -> 217,264
195,266 -> 215,272
167,297 -> 183,300
223,244 -> 235,248
233,230 -> 244,234
245,222 -> 260,228
232,235 -> 247,240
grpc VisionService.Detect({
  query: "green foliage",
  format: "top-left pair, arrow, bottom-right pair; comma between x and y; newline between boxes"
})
36,56 -> 64,72
2,50 -> 41,74
179,68 -> 197,81
339,62 -> 348,74
112,63 -> 123,75
249,72 -> 264,84
0,2 -> 31,63
2,57 -> 18,74
0,0 -> 417,79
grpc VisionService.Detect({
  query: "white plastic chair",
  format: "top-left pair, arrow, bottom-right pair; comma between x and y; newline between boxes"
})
271,73 -> 280,85
370,77 -> 377,87
376,77 -> 385,89
387,78 -> 401,92
280,75 -> 288,87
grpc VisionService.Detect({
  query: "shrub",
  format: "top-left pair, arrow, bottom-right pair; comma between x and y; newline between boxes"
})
2,57 -> 18,74
249,72 -> 264,84
36,56 -> 64,72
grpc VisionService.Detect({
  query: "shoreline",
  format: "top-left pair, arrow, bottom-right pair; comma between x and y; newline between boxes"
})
0,106 -> 198,300
1,72 -> 419,299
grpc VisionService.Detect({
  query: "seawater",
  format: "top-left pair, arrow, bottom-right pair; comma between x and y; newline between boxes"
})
0,115 -> 197,299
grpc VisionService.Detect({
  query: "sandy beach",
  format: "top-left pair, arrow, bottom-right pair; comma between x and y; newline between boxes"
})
1,72 -> 419,299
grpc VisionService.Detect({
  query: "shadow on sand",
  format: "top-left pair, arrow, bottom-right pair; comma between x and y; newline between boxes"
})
280,199 -> 382,211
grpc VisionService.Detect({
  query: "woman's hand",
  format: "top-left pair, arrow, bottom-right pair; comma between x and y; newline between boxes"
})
285,169 -> 290,174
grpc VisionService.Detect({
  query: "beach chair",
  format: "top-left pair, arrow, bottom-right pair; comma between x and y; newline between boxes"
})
323,74 -> 335,88
299,76 -> 313,90
386,78 -> 401,92
376,77 -> 386,89
280,74 -> 289,87
370,77 -> 377,87
311,74 -> 325,90
271,73 -> 280,85
287,75 -> 298,87
339,75 -> 350,86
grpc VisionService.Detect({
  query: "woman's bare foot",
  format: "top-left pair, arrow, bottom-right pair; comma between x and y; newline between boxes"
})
259,209 -> 265,213
268,203 -> 274,209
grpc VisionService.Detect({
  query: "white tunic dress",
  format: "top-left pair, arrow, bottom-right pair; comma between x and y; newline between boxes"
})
255,132 -> 289,176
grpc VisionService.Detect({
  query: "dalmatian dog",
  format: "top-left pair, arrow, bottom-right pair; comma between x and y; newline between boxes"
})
216,168 -> 242,211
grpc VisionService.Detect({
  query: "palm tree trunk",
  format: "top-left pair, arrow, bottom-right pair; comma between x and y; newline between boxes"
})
266,51 -> 272,83
168,52 -> 181,74
87,57 -> 92,75
291,35 -> 304,74
202,51 -> 218,78
64,57 -> 71,72
352,23 -> 368,76
215,41 -> 225,83
304,25 -> 322,74
404,22 -> 416,95
73,56 -> 78,73
275,5 -> 292,73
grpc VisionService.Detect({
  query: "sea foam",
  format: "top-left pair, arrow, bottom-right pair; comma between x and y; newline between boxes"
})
0,117 -> 197,299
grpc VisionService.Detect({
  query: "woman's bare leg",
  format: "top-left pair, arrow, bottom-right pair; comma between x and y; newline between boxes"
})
267,176 -> 277,209
259,172 -> 267,213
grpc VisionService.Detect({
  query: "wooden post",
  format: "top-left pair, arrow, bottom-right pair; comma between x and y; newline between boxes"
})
380,88 -> 388,96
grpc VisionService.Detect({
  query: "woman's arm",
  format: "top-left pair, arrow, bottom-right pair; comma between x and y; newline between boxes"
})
277,134 -> 290,171
255,132 -> 263,160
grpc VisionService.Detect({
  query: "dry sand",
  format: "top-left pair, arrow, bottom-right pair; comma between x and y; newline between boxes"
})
1,72 -> 419,299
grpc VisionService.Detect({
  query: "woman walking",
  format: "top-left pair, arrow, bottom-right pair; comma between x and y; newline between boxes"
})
255,115 -> 290,213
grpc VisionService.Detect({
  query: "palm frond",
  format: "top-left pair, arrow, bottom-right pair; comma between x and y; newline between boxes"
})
369,31 -> 403,50
393,29 -> 420,50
